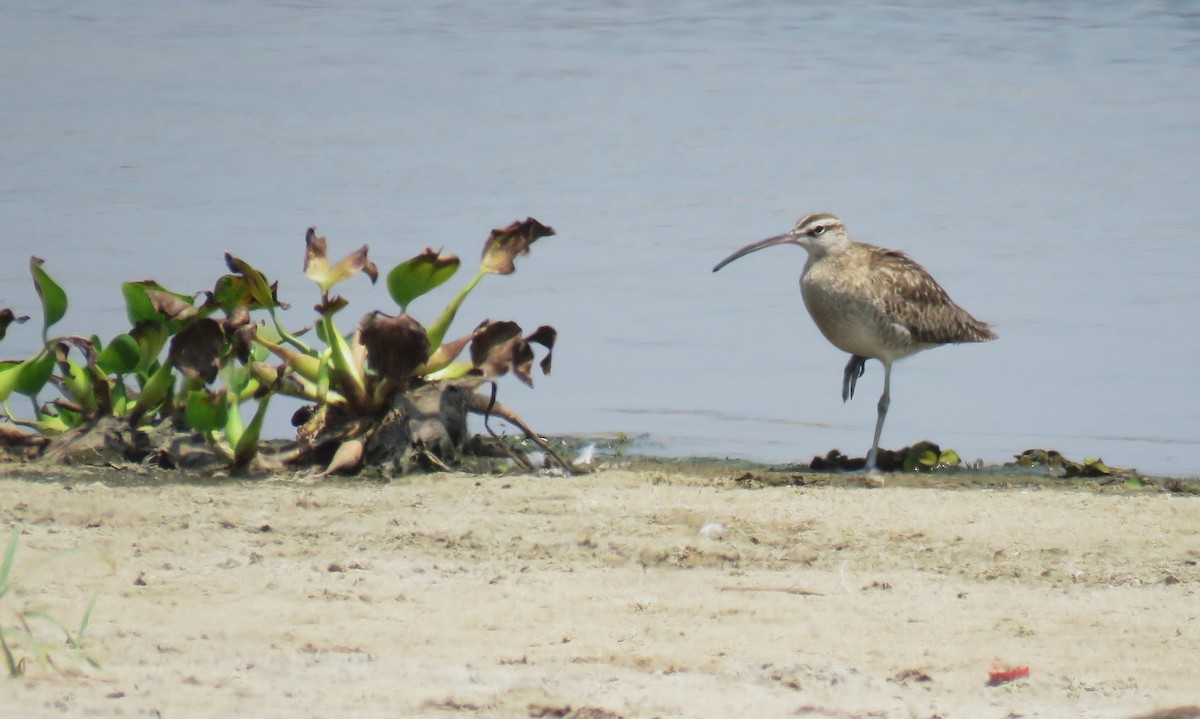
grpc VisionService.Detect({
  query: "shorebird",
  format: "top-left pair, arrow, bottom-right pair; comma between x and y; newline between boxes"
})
713,212 -> 996,470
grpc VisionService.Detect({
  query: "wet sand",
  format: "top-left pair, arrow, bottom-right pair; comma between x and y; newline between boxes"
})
1,466 -> 1198,718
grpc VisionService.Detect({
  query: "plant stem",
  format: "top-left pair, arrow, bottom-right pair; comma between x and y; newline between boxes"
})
269,307 -> 312,354
223,392 -> 244,449
427,270 -> 485,349
321,314 -> 367,408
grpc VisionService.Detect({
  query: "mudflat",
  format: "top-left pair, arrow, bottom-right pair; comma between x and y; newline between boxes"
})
2,466 -> 1198,718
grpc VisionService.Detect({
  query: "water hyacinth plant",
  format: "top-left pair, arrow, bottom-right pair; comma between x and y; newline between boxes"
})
283,218 -> 564,473
0,218 -> 563,474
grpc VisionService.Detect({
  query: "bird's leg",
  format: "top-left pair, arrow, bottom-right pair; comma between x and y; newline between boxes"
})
842,355 -> 867,402
865,360 -> 892,471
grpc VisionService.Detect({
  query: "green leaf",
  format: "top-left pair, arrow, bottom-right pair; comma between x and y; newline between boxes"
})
130,322 -> 169,375
110,382 -> 128,417
256,335 -> 322,383
57,358 -> 96,408
36,413 -> 71,435
320,315 -> 365,402
316,351 -> 331,404
0,360 -> 28,404
221,361 -> 254,399
121,283 -> 156,326
74,593 -> 99,654
121,281 -> 196,327
30,257 -> 68,340
938,449 -> 961,467
15,350 -> 55,398
54,405 -> 84,430
185,390 -> 229,433
423,360 -> 475,381
386,249 -> 460,313
96,334 -> 141,376
233,395 -> 271,468
1,526 -> 19,591
128,361 -> 176,422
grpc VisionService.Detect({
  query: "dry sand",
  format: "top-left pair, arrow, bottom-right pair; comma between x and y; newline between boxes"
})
1,466 -> 1198,718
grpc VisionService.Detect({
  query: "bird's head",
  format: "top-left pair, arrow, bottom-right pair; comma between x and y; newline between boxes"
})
712,212 -> 848,272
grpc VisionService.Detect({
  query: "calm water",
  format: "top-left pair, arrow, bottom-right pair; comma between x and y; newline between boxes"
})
3,2 -> 1199,475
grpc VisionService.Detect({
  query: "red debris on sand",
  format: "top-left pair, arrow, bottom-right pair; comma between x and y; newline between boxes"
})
988,665 -> 1030,686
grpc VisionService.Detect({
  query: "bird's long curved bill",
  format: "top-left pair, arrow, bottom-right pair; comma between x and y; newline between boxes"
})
712,232 -> 796,272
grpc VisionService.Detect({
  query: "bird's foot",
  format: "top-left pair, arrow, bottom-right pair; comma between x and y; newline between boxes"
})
842,355 -> 868,402
864,446 -> 878,472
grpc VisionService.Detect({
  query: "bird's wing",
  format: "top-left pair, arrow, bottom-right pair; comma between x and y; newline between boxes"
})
868,247 -> 996,345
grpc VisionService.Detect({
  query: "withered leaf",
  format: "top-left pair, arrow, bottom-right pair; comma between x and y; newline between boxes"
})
145,289 -> 197,322
224,305 -> 255,365
169,318 -> 225,383
359,312 -> 431,381
469,320 -> 540,385
323,439 -> 365,476
469,320 -> 522,368
480,218 -> 555,275
0,308 -> 30,342
304,227 -> 378,293
53,336 -> 112,414
314,295 -> 349,316
223,253 -> 290,311
0,423 -> 40,447
53,337 -> 97,375
525,325 -> 556,376
303,228 -> 327,276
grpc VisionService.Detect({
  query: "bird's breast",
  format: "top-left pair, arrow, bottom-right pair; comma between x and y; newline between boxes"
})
800,265 -> 922,361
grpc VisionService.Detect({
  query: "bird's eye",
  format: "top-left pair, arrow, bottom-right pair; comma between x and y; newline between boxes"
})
810,225 -> 826,236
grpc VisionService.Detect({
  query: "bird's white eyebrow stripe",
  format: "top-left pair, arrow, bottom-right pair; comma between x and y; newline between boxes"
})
795,212 -> 841,230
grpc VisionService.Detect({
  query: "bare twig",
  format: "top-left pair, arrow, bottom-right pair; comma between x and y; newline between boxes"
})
418,446 -> 455,473
469,383 -> 571,472
473,383 -> 534,471
718,585 -> 824,596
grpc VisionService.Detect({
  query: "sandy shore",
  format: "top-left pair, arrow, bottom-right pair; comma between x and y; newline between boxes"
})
1,466 -> 1198,718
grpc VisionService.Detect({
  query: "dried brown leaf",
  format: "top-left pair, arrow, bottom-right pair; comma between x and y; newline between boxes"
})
305,227 -> 378,292
480,218 -> 555,275
525,325 -> 556,375
469,320 -> 523,377
303,228 -> 329,277
314,295 -> 349,316
323,439 -> 365,476
145,289 -> 197,322
467,320 -> 553,386
359,313 -> 431,381
0,308 -> 31,341
223,253 -> 290,311
225,305 -> 255,365
169,318 -> 225,383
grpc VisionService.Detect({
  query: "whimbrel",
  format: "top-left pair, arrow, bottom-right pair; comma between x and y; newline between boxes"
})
713,212 -> 996,470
